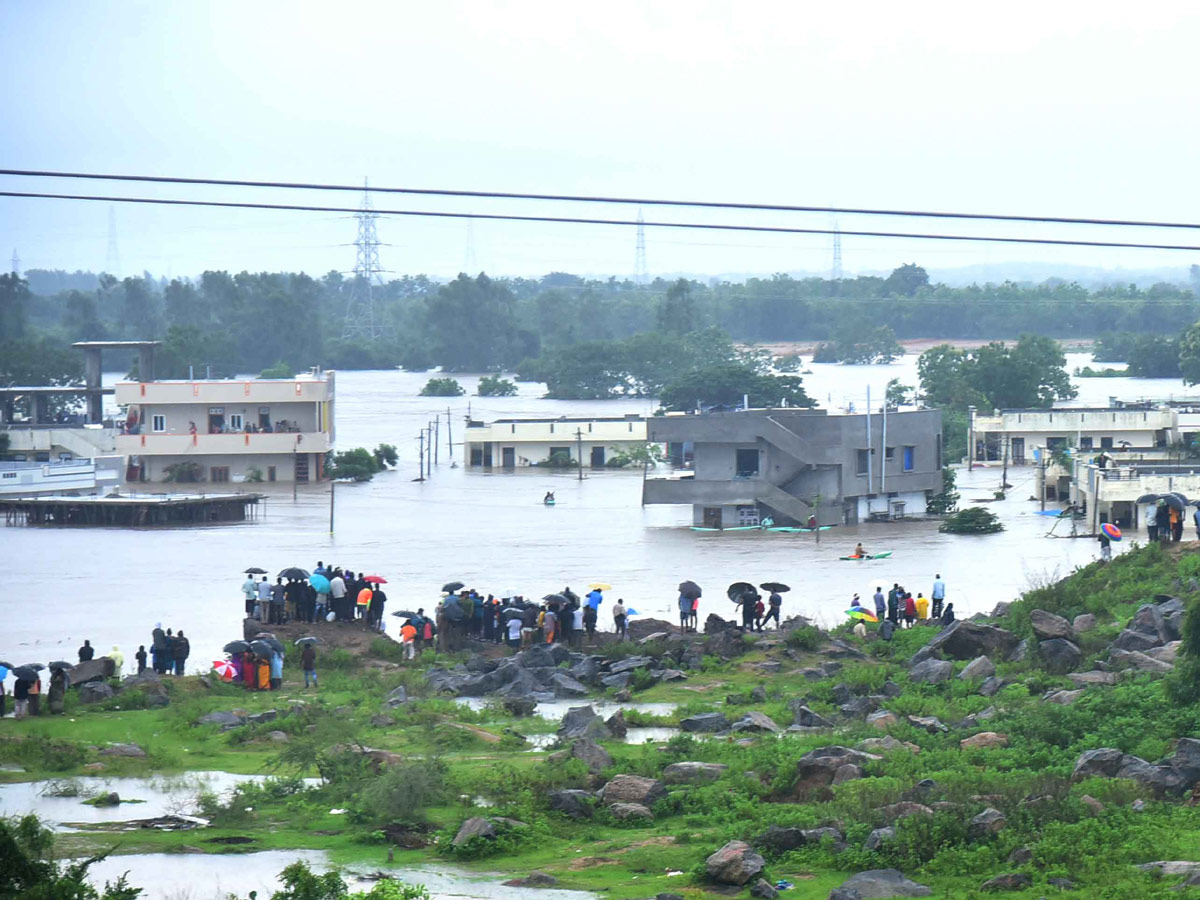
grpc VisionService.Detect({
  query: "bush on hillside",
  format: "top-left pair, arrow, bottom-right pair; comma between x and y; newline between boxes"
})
938,506 -> 1002,534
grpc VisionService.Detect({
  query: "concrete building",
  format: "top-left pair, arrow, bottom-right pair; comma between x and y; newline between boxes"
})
970,407 -> 1174,464
1074,460 -> 1200,533
643,407 -> 943,527
465,414 -> 647,468
114,372 -> 335,483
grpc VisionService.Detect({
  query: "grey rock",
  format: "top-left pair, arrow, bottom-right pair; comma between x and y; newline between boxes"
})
755,824 -> 844,854
880,680 -> 903,698
246,710 -> 277,725
569,737 -> 612,774
796,746 -> 879,792
1007,638 -> 1030,662
751,684 -> 767,702
839,697 -> 879,719
1145,642 -> 1181,664
1030,609 -> 1074,640
1007,846 -> 1033,865
906,715 -> 948,733
859,735 -> 920,755
609,655 -> 654,675
1112,628 -> 1162,652
452,816 -> 495,846
1073,613 -> 1096,633
833,869 -> 932,897
864,826 -> 896,852
1130,603 -> 1173,643
793,703 -> 835,728
968,807 -> 1006,837
384,685 -> 409,707
99,742 -> 146,758
266,730 -> 289,742
557,705 -> 611,740
600,672 -> 631,690
1066,670 -> 1117,686
959,656 -> 996,681
979,676 -> 1004,697
663,761 -> 728,784
981,873 -> 1031,891
502,697 -> 536,717
867,709 -> 900,729
909,658 -> 954,684
547,789 -> 594,819
608,801 -> 653,821
1044,689 -> 1085,705
733,711 -> 781,733
680,712 -> 730,733
990,601 -> 1013,618
78,682 -> 114,704
550,673 -> 589,698
605,709 -> 628,739
902,779 -> 942,802
1110,648 -> 1173,672
600,774 -> 665,806
70,657 -> 116,684
833,764 -> 865,784
197,710 -> 244,727
927,620 -> 1019,661
750,877 -> 779,899
705,840 -> 765,886
516,645 -> 557,669
1047,877 -> 1076,889
877,801 -> 934,823
1039,638 -> 1083,674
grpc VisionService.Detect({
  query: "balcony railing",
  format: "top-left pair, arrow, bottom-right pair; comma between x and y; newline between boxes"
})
116,432 -> 331,456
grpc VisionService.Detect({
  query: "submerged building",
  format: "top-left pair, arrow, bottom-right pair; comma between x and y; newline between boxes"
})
465,414 -> 647,468
643,407 -> 943,527
114,371 -> 335,483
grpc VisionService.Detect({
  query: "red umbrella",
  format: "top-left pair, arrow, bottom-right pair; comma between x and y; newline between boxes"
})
363,575 -> 388,584
212,660 -> 236,681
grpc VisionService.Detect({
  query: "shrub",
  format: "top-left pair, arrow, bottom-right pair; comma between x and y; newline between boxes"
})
373,443 -> 398,469
535,451 -> 577,468
939,507 -> 1003,534
327,448 -> 380,482
477,375 -> 517,397
358,760 -> 448,825
785,625 -> 822,651
244,465 -> 265,483
162,461 -> 204,483
258,360 -> 294,379
419,377 -> 465,397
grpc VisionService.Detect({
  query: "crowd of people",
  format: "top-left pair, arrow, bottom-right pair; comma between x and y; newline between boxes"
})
848,574 -> 954,639
242,563 -> 389,631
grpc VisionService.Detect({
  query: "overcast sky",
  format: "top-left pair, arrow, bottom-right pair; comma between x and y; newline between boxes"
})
2,1 -> 1199,282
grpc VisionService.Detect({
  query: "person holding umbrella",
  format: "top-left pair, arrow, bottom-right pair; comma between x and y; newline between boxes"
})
678,592 -> 693,632
48,666 -> 68,714
12,669 -> 31,718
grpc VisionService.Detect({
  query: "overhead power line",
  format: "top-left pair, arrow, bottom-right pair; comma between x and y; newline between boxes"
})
3,168 -> 1200,232
3,190 -> 1200,253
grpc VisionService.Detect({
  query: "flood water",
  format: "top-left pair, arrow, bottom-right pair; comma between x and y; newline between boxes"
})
2,354 -> 1163,669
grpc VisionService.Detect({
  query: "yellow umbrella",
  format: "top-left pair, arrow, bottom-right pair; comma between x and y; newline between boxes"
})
588,582 -> 612,591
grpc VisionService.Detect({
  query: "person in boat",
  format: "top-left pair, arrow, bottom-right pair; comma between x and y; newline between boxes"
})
544,491 -> 555,504
854,542 -> 866,558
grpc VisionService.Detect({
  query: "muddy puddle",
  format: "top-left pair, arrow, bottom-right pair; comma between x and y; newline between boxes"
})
0,771 -> 317,831
84,851 -> 598,900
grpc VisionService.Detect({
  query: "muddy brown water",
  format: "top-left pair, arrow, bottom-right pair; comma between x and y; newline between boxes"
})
4,358 -> 1144,671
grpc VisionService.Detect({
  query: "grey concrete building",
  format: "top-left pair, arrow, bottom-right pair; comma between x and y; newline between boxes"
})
643,407 -> 943,527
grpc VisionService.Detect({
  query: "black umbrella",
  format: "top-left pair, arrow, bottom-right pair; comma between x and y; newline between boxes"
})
543,593 -> 568,605
22,663 -> 46,671
1136,493 -> 1160,504
244,567 -> 267,574
48,661 -> 74,671
249,640 -> 273,657
223,640 -> 250,654
1169,492 -> 1191,506
760,582 -> 791,593
1162,495 -> 1187,511
12,665 -> 39,681
253,632 -> 277,640
294,636 -> 320,646
678,580 -> 702,600
393,610 -> 418,619
727,582 -> 756,601
278,567 -> 309,580
263,638 -> 285,654
503,607 -> 524,620
442,581 -> 465,593
0,660 -> 15,669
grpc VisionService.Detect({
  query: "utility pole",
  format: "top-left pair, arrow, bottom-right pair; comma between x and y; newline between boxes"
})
426,425 -> 433,478
576,428 -> 584,481
417,431 -> 425,482
434,418 -> 440,465
446,407 -> 454,460
1001,435 -> 1009,494
329,480 -> 335,533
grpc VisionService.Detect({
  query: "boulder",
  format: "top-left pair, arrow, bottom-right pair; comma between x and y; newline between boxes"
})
503,697 -> 537,717
558,705 -> 610,740
927,621 -> 1019,661
569,737 -> 612,774
1044,689 -> 1084,705
793,704 -> 835,729
1146,642 -> 1181,664
840,697 -> 879,719
600,774 -> 665,806
867,710 -> 900,729
909,658 -> 954,684
382,685 -> 409,708
1112,629 -> 1162,652
70,657 -> 116,685
833,764 -> 865,784
704,613 -> 739,634
1130,603 -> 1175,643
979,676 -> 1004,697
959,656 -> 996,681
1066,670 -> 1117,686
864,826 -> 897,852
1030,609 -> 1073,641
515,646 -> 557,669
1073,613 -> 1096,633
990,601 -> 1012,618
1038,638 -> 1083,674
1136,861 -> 1200,878
568,656 -> 601,685
547,789 -> 594,819
99,742 -> 146,758
663,761 -> 728,784
196,710 -> 244,727
609,801 -> 654,821
452,816 -> 495,846
755,825 -> 844,854
266,730 -> 289,742
1006,638 -> 1030,662
705,840 -> 765,886
880,680 -> 903,698
1007,846 -> 1033,865
600,672 -> 631,690
707,628 -> 750,659
605,709 -> 628,739
680,712 -> 730,733
1109,648 -> 1173,672
550,673 -> 589,698
968,807 -> 1006,837
78,682 -> 114,704
906,715 -> 948,734
859,736 -> 921,755
981,873 -> 1031,892
609,655 -> 654,675
878,801 -> 933,823
1080,794 -> 1105,815
832,869 -> 932,897
733,711 -> 782,733
750,877 -> 779,899
796,746 -> 879,790
901,779 -> 942,802
961,732 -> 1008,750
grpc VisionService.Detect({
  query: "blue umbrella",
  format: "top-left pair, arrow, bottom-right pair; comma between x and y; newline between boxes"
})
0,665 -> 7,681
310,573 -> 331,593
626,607 -> 640,616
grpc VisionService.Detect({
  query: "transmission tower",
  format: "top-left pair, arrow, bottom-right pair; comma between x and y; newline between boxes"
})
105,206 -> 121,277
10,248 -> 19,276
831,220 -> 843,281
342,178 -> 393,340
634,208 -> 648,286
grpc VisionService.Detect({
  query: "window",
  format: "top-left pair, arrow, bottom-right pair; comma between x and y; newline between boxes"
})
736,505 -> 760,526
151,414 -> 166,433
735,448 -> 759,477
267,466 -> 276,482
856,449 -> 870,475
210,466 -> 230,483
229,414 -> 243,431
549,446 -> 571,459
885,447 -> 895,460
1100,437 -> 1114,449
903,445 -> 915,471
1079,436 -> 1093,449
2,472 -> 16,479
1046,437 -> 1067,450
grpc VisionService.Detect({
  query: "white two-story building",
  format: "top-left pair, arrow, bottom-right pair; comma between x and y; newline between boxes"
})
114,372 -> 335,483
465,415 -> 648,468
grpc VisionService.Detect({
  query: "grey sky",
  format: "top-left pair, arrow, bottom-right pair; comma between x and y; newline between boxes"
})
2,0 -> 1199,281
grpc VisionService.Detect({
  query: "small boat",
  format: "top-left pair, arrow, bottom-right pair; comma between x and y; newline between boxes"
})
690,525 -> 761,532
544,498 -> 555,506
838,551 -> 893,560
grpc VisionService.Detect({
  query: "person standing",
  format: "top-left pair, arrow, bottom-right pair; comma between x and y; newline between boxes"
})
586,587 -> 604,614
1099,531 -> 1112,562
48,668 -> 67,714
135,645 -> 148,674
612,599 -> 627,639
572,604 -> 584,649
301,643 -> 318,688
108,645 -> 124,678
873,586 -> 886,621
740,590 -> 758,631
151,624 -> 166,674
903,593 -> 917,628
13,675 -> 30,719
915,593 -> 929,621
256,576 -> 272,621
271,578 -> 287,625
886,589 -> 900,625
242,574 -> 258,617
506,613 -> 523,650
269,650 -> 283,690
931,574 -> 946,620
163,629 -> 177,675
543,605 -> 558,644
329,570 -> 347,621
940,603 -> 956,627
28,674 -> 41,716
764,591 -> 782,629
173,631 -> 190,675
1173,506 -> 1185,542
78,640 -> 95,662
678,593 -> 692,633
689,596 -> 699,632
583,603 -> 597,642
356,584 -> 373,623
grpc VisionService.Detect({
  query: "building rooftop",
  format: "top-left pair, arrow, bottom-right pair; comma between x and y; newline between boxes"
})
469,413 -> 643,427
0,386 -> 113,395
71,341 -> 162,349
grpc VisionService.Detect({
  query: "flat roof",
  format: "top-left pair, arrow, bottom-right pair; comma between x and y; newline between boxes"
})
0,386 -> 113,395
469,415 -> 644,426
71,341 -> 162,349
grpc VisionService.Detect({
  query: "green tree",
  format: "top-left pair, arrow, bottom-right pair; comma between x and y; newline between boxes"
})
149,325 -> 238,380
656,278 -> 700,335
64,290 -> 105,341
659,362 -> 813,411
424,274 -> 533,371
1126,334 -> 1181,377
327,448 -> 381,481
373,443 -> 398,468
0,273 -> 31,339
419,377 -> 465,397
477,375 -> 517,396
885,378 -> 912,408
883,263 -> 929,297
0,814 -> 141,900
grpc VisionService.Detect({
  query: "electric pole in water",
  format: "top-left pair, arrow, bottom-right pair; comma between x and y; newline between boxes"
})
576,429 -> 584,481
417,431 -> 425,482
434,418 -> 440,465
426,425 -> 433,478
446,407 -> 454,460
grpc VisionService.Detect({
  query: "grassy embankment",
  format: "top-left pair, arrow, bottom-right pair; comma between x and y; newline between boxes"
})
7,544 -> 1200,898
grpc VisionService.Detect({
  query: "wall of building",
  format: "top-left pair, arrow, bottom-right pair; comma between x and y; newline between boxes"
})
134,452 -> 320,483
133,401 -> 320,435
466,439 -> 646,467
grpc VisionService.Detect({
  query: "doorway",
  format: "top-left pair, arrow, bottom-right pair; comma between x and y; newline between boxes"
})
207,407 -> 225,433
501,447 -> 516,468
590,446 -> 606,468
1011,437 -> 1025,464
702,507 -> 723,529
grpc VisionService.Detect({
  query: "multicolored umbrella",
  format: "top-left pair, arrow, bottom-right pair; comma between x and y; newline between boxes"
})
212,660 -> 236,681
846,608 -> 879,623
1101,522 -> 1122,541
